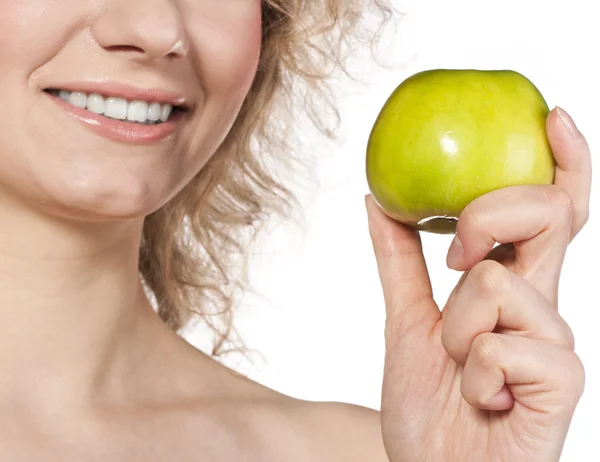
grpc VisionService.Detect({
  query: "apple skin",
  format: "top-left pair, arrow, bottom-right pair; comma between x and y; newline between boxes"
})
366,69 -> 556,234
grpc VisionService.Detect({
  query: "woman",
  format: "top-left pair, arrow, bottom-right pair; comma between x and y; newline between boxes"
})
0,0 -> 591,460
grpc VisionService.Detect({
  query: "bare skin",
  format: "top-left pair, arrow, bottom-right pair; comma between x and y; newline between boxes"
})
0,0 -> 383,462
0,1 -> 387,459
0,0 -> 591,460
0,309 -> 387,461
0,109 -> 591,462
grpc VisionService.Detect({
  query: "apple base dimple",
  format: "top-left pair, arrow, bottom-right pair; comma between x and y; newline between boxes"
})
416,216 -> 458,234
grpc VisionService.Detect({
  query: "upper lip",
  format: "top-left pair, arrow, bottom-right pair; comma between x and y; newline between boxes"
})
42,80 -> 193,110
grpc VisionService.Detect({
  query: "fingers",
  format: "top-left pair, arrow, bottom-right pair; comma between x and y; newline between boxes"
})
441,243 -> 516,317
442,258 -> 583,414
447,185 -> 573,302
365,195 -> 440,340
442,260 -> 574,366
448,184 -> 573,271
445,107 -> 591,301
547,107 -> 592,239
461,333 -> 585,413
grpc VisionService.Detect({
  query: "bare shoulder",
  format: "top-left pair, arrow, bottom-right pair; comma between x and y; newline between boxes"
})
154,333 -> 388,461
182,355 -> 388,461
197,365 -> 388,461
272,398 -> 389,462
230,390 -> 389,462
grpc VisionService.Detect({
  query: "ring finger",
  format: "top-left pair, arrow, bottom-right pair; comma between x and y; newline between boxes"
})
441,260 -> 574,366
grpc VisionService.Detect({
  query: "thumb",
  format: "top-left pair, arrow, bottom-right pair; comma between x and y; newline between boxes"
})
365,195 -> 440,338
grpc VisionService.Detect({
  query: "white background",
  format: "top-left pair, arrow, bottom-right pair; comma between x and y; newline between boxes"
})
187,0 -> 599,460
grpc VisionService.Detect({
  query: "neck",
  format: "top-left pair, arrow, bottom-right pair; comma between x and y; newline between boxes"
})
0,194 -> 157,409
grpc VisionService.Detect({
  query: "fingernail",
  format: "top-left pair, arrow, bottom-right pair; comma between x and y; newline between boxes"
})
556,106 -> 580,138
447,234 -> 463,269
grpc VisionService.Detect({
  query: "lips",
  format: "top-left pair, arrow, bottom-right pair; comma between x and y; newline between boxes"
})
44,90 -> 188,144
44,88 -> 182,125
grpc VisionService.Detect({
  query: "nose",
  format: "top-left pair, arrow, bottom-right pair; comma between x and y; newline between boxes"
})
92,0 -> 189,61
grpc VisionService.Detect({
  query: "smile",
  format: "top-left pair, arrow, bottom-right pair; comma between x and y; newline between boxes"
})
44,89 -> 182,125
43,87 -> 190,145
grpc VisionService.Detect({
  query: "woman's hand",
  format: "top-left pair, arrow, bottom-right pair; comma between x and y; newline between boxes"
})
366,107 -> 591,462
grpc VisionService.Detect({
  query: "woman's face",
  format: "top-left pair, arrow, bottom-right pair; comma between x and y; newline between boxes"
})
0,0 -> 262,220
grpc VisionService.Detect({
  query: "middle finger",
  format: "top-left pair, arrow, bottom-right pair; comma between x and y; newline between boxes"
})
442,260 -> 574,366
447,184 -> 574,304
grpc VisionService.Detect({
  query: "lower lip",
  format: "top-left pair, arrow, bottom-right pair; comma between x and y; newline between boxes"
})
45,92 -> 186,144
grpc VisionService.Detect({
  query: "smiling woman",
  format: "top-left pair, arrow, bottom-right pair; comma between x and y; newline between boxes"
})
0,0 -> 392,460
0,0 -> 591,460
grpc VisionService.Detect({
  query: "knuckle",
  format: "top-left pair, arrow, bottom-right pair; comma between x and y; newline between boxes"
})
573,356 -> 586,397
461,379 -> 489,409
470,332 -> 499,369
562,322 -> 576,350
575,204 -> 590,230
562,352 -> 586,399
570,353 -> 586,388
543,186 -> 575,221
467,260 -> 511,300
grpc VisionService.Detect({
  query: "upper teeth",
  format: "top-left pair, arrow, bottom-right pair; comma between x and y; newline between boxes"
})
50,89 -> 174,124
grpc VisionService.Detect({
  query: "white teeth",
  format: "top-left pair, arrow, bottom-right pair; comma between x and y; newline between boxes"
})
147,102 -> 161,121
86,93 -> 105,114
48,89 -> 178,124
160,104 -> 173,123
127,101 -> 149,123
68,92 -> 88,109
104,97 -> 128,120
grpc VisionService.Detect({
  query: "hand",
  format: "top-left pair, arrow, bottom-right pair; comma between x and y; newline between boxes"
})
366,107 -> 591,462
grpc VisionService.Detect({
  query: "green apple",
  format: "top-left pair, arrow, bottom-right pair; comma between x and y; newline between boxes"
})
366,69 -> 556,234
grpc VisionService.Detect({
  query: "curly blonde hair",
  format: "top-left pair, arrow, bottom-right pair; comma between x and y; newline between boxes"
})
139,0 -> 393,355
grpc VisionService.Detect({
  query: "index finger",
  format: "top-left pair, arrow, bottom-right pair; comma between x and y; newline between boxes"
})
547,107 -> 592,239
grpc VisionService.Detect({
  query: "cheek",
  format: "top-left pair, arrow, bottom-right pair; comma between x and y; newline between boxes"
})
0,1 -> 83,62
190,1 -> 263,101
0,3 -> 37,52
0,3 -> 42,69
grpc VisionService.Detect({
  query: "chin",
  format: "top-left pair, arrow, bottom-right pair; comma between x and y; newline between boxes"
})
37,178 -> 174,222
